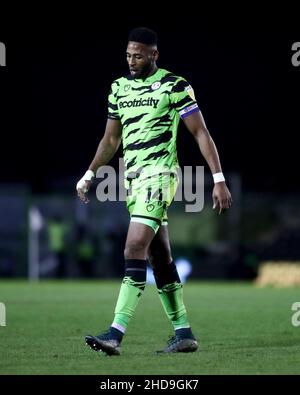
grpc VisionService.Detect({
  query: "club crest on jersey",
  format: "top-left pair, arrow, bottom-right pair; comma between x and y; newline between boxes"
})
124,84 -> 131,92
185,85 -> 196,101
151,81 -> 161,90
146,204 -> 155,212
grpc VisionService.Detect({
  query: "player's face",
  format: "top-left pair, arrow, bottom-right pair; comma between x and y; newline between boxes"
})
126,41 -> 157,79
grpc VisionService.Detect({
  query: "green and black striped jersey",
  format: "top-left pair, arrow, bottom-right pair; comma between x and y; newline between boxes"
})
107,68 -> 199,180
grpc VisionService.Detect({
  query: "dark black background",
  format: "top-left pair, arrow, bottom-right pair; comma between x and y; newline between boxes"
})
0,8 -> 299,193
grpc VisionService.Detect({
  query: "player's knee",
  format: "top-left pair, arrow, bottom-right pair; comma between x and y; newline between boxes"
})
148,247 -> 172,268
124,239 -> 149,259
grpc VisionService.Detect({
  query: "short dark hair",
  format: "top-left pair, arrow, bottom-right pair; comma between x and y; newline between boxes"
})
128,27 -> 157,46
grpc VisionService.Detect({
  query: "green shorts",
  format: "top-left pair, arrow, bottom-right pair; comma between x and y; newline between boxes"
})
125,172 -> 179,233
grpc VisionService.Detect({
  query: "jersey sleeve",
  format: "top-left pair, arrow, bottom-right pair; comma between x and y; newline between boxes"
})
107,81 -> 120,120
169,77 -> 200,119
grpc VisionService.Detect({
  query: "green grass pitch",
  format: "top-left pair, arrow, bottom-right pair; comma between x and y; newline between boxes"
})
0,280 -> 300,375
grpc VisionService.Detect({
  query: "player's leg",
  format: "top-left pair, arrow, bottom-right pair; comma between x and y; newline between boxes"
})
85,221 -> 156,355
148,225 -> 198,353
110,221 -> 155,334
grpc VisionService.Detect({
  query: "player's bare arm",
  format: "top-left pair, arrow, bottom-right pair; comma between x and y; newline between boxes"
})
183,111 -> 232,214
77,118 -> 122,203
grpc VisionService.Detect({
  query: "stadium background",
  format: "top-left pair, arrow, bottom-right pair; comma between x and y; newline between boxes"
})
1,17 -> 299,282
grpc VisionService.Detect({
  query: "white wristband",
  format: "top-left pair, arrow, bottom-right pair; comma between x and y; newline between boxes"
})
213,172 -> 225,184
83,170 -> 95,181
76,170 -> 95,192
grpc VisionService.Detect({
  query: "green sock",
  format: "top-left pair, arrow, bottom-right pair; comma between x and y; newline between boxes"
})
113,276 -> 145,330
158,282 -> 190,330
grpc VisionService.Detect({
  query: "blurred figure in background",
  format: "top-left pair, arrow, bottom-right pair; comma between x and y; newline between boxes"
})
105,222 -> 128,278
75,224 -> 96,278
47,215 -> 69,278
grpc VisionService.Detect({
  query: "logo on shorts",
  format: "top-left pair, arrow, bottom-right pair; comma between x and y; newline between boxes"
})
146,204 -> 155,212
124,84 -> 131,92
151,82 -> 161,90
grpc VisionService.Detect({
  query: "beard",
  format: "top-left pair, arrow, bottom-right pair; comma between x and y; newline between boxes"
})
130,61 -> 153,79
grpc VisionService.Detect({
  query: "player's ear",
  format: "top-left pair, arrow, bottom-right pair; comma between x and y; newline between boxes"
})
153,50 -> 159,62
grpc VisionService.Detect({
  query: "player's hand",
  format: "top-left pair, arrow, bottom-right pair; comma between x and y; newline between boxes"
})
212,182 -> 232,214
76,170 -> 94,204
